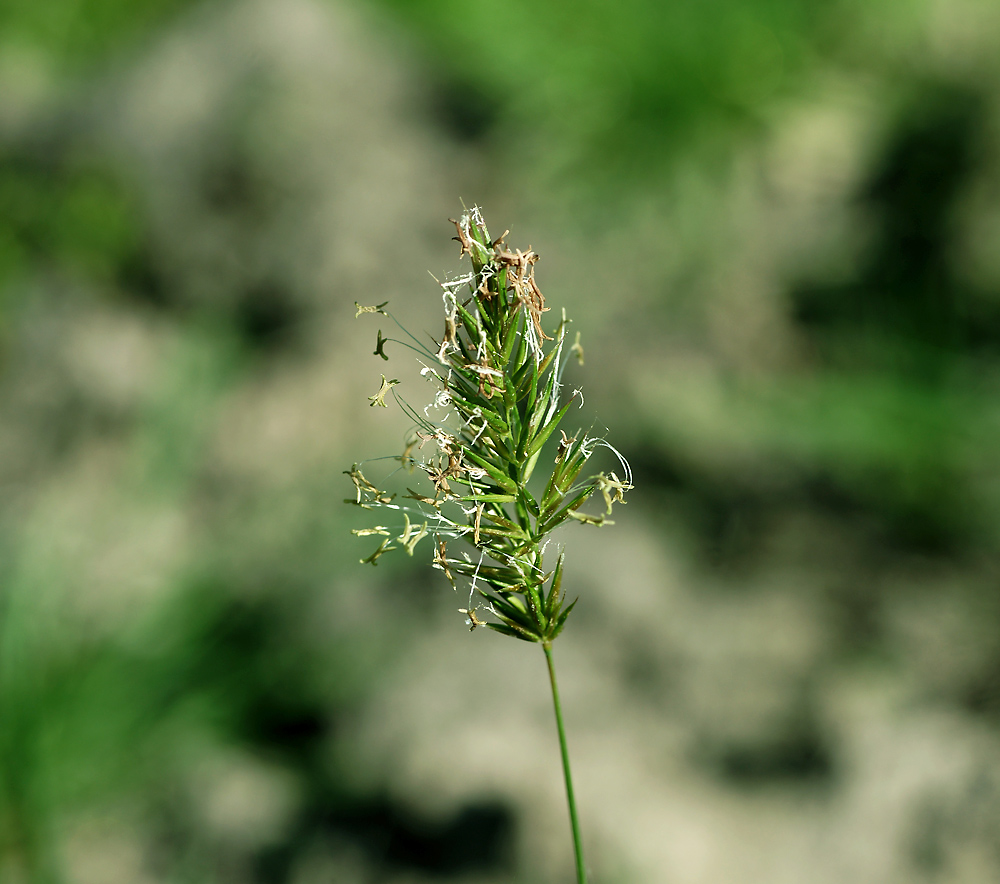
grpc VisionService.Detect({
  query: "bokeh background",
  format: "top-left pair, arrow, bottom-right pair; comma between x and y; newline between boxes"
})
2,0 -> 1000,881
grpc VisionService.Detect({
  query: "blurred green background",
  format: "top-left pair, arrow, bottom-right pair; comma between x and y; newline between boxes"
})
2,0 -> 1000,881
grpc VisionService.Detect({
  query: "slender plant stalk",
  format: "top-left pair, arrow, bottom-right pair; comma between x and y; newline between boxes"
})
348,207 -> 631,878
544,642 -> 586,884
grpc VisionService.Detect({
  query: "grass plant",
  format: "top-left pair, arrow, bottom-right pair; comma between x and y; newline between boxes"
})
348,207 -> 632,882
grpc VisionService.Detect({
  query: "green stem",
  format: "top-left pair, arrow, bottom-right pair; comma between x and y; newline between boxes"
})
543,642 -> 586,884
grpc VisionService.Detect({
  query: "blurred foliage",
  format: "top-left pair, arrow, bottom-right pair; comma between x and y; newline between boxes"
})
630,80 -> 1000,561
0,145 -> 141,336
370,0 -> 907,200
0,0 -> 199,347
0,0 -> 198,74
377,0 -> 819,168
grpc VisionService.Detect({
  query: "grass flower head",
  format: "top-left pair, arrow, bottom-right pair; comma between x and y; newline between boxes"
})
348,207 -> 631,644
347,207 -> 632,882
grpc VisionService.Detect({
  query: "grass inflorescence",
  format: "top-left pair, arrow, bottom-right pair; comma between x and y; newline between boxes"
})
347,207 -> 632,882
348,207 -> 631,644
